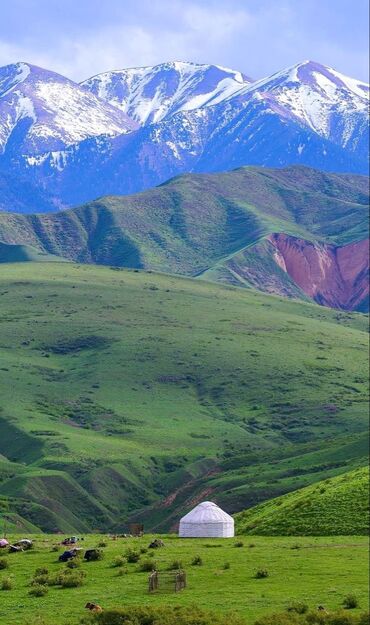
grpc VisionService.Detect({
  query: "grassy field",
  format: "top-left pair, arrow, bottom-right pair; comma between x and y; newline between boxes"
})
0,533 -> 368,625
235,466 -> 369,536
0,262 -> 368,531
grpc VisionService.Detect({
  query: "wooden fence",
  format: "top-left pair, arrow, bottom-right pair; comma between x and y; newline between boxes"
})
148,570 -> 187,593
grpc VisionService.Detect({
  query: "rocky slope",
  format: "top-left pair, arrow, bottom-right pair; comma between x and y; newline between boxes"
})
0,165 -> 368,311
0,60 -> 368,213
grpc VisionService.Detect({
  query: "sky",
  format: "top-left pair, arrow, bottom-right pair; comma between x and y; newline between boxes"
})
0,0 -> 368,82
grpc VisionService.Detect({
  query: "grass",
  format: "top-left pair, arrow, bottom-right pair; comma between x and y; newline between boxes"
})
0,533 -> 368,625
0,262 -> 368,532
235,466 -> 369,535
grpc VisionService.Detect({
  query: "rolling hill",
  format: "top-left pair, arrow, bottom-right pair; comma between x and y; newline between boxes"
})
0,166 -> 368,310
0,262 -> 368,532
235,466 -> 369,536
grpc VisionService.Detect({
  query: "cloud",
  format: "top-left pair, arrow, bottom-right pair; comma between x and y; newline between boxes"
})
0,0 -> 368,81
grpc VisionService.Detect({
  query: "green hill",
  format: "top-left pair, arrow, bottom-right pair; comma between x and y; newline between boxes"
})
0,262 -> 368,532
0,166 -> 368,310
0,242 -> 67,263
235,466 -> 369,535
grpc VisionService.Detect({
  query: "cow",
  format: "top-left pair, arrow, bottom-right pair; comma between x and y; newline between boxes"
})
85,602 -> 103,613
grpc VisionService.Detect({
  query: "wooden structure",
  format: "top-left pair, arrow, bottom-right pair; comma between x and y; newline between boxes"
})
148,569 -> 186,593
129,523 -> 144,537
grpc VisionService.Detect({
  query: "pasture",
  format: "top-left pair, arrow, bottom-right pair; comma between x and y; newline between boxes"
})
0,534 -> 368,625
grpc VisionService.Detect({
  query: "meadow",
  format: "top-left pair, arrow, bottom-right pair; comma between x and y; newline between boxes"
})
0,262 -> 368,532
0,533 -> 368,625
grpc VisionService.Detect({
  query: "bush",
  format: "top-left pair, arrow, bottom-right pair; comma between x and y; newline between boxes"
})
124,549 -> 140,563
234,541 -> 244,548
222,562 -> 231,570
35,567 -> 49,576
249,543 -> 256,548
254,610 -> 370,625
98,541 -> 107,548
66,560 -> 80,569
255,568 -> 269,579
32,574 -> 50,586
83,605 -> 247,625
168,559 -> 183,570
116,567 -> 128,577
1,576 -> 13,590
140,547 -> 148,554
29,584 -> 48,597
85,549 -> 104,562
139,559 -> 157,572
111,556 -> 127,568
286,602 -> 308,614
0,559 -> 9,570
191,555 -> 203,566
51,545 -> 60,552
343,594 -> 359,609
59,569 -> 86,588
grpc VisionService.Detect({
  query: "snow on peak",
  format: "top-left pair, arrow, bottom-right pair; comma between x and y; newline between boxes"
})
0,61 -> 137,155
0,62 -> 31,98
81,61 -> 251,125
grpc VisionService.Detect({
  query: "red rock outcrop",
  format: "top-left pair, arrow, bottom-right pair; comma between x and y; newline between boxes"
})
268,233 -> 369,310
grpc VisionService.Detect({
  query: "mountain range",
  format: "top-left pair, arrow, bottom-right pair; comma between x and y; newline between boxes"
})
0,59 -> 368,213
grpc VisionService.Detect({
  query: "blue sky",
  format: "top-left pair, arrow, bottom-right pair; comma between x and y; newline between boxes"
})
1,0 -> 368,81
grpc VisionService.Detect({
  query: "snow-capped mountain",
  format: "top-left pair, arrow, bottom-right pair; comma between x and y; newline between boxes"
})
0,59 -> 368,213
81,61 -> 251,125
230,60 -> 369,154
0,62 -> 136,156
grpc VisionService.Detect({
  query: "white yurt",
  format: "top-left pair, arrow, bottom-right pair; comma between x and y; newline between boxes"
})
179,501 -> 234,538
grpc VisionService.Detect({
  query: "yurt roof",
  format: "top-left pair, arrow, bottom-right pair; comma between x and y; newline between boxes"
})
180,501 -> 233,524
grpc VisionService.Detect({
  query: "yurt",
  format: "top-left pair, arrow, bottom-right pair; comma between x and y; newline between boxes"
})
179,501 -> 234,538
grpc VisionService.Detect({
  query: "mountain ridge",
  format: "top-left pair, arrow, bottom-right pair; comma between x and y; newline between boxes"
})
0,165 -> 368,311
0,59 -> 368,213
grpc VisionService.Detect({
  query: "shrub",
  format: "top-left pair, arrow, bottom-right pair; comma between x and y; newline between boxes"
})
222,562 -> 231,570
191,555 -> 203,566
249,543 -> 256,548
29,584 -> 48,597
168,559 -> 183,570
35,567 -> 49,576
86,549 -> 104,562
116,567 -> 128,577
111,556 -> 127,568
83,605 -> 247,625
1,576 -> 13,590
139,559 -> 157,572
286,602 -> 308,614
51,545 -> 59,552
140,547 -> 148,554
125,549 -> 140,563
234,541 -> 244,548
255,568 -> 269,578
254,610 -> 370,625
0,559 -> 9,570
59,569 -> 86,588
31,574 -> 50,586
66,560 -> 80,569
343,594 -> 359,609
98,541 -> 107,548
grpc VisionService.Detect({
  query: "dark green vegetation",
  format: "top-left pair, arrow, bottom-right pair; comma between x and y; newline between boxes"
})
235,467 -> 369,536
0,166 -> 368,309
0,262 -> 368,532
0,242 -> 68,264
0,534 -> 368,625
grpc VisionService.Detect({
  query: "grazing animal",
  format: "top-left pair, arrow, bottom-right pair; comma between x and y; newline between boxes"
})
85,602 -> 103,613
